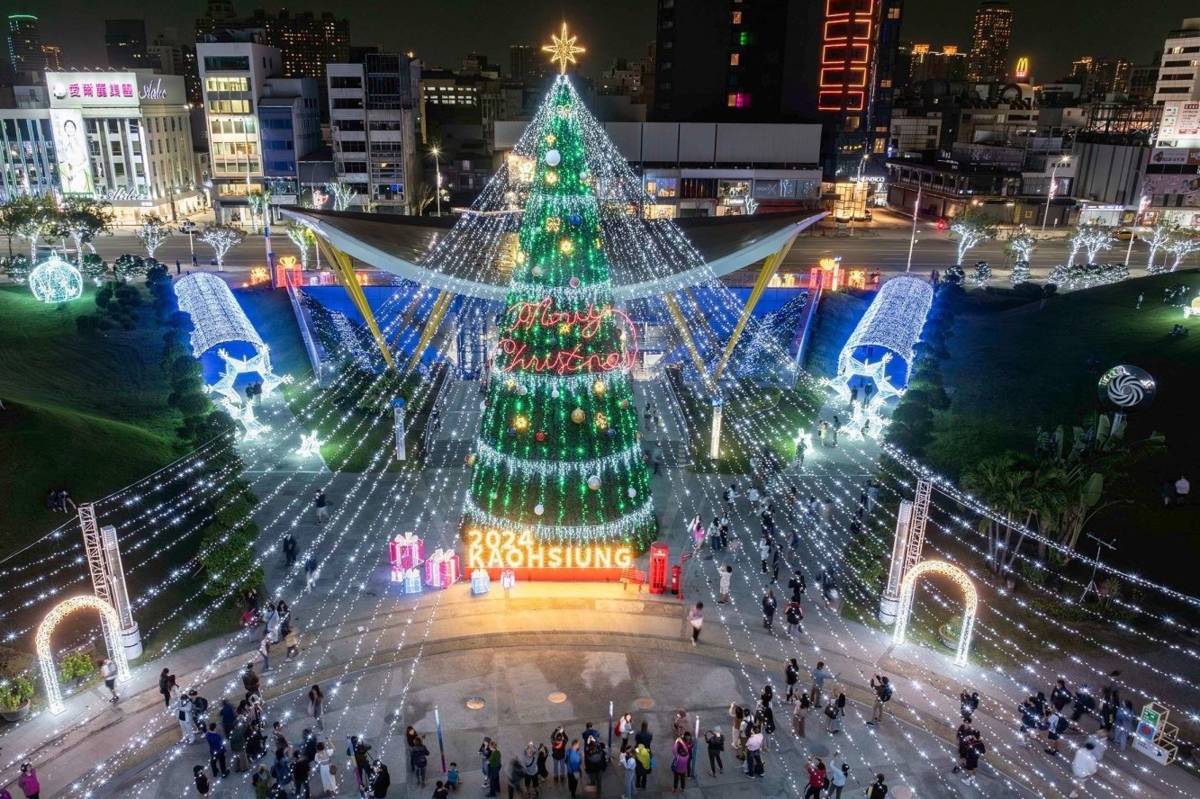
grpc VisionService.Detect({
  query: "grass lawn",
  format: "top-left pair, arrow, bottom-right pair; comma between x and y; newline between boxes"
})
924,270 -> 1200,585
0,285 -> 179,550
802,291 -> 870,378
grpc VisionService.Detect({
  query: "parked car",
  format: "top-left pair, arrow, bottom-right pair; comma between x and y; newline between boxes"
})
1114,228 -> 1135,241
179,220 -> 199,235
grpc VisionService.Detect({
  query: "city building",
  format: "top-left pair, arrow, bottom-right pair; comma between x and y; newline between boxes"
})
908,44 -> 967,83
1154,18 -> 1200,104
495,119 -> 822,218
258,79 -> 321,205
196,41 -> 290,223
869,0 -> 906,156
966,1 -> 1013,84
652,0 -> 822,122
6,13 -> 42,76
147,33 -> 188,78
0,109 -> 57,201
1069,132 -> 1150,209
1069,56 -> 1132,99
105,20 -> 148,70
887,109 -> 942,157
40,44 -> 62,71
1127,62 -> 1160,102
327,52 -> 421,213
35,70 -> 202,223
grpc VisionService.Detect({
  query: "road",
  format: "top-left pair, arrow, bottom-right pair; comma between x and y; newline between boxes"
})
81,214 -> 1158,287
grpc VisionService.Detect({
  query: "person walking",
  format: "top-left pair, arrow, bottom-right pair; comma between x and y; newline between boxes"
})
159,668 -> 174,709
304,554 -> 319,588
307,684 -> 324,729
205,723 -> 230,778
620,746 -> 636,799
100,658 -> 119,703
282,532 -> 298,568
718,565 -> 733,604
758,536 -> 771,575
703,728 -> 724,776
868,675 -> 892,725
686,602 -> 704,645
176,690 -> 196,743
1068,741 -> 1099,799
258,634 -> 272,673
242,663 -> 261,695
670,735 -> 690,792
867,773 -> 889,799
785,601 -> 803,638
761,589 -> 777,632
292,753 -> 312,799
1113,700 -> 1134,749
565,740 -> 582,799
584,740 -> 607,794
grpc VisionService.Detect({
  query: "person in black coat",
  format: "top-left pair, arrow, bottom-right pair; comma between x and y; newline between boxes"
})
370,760 -> 391,797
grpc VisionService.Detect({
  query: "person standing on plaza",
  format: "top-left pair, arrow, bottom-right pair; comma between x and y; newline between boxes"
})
369,760 -> 391,798
761,589 -> 777,632
16,764 -> 39,799
159,667 -> 174,709
314,490 -> 329,523
177,690 -> 196,743
825,693 -> 846,734
313,742 -> 337,797
620,745 -> 637,798
793,692 -> 812,737
551,725 -> 568,783
1113,700 -> 1134,749
411,736 -> 430,789
634,739 -> 651,791
868,675 -> 892,725
488,741 -> 503,797
827,756 -> 848,799
619,712 -> 635,750
785,600 -> 803,638
810,661 -> 834,706
307,684 -> 324,730
258,633 -> 272,673
521,742 -> 539,797
703,728 -> 724,776
784,658 -> 800,703
686,602 -> 704,645
670,734 -> 690,792
282,532 -> 298,568
743,725 -> 764,778
802,758 -> 825,799
1068,740 -> 1099,799
867,773 -> 889,799
718,565 -> 733,604
758,536 -> 771,575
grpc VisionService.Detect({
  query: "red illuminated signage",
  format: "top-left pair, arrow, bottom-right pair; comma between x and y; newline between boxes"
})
818,0 -> 875,112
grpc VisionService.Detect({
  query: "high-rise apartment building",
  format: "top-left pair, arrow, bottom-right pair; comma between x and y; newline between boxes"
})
966,1 -> 1012,84
653,0 -> 823,121
7,13 -> 42,76
1069,56 -> 1131,98
105,20 -> 148,70
326,53 -> 420,213
908,44 -> 967,82
1154,18 -> 1200,104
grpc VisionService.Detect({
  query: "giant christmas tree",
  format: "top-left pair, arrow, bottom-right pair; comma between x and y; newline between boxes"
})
463,53 -> 654,555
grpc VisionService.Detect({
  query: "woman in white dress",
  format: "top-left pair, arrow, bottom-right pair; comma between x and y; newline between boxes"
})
315,740 -> 338,796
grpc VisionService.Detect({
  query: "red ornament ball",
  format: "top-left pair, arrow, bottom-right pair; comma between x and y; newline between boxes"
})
535,430 -> 548,442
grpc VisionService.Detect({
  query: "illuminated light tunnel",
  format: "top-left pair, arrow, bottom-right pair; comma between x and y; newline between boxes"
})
835,274 -> 934,402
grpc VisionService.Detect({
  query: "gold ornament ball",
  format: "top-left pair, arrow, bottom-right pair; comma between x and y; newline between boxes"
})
620,398 -> 630,409
559,238 -> 575,255
544,170 -> 559,185
592,379 -> 606,396
513,414 -> 530,432
571,407 -> 586,424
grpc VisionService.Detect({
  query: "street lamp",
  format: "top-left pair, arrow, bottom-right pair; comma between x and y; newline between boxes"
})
1040,155 -> 1070,233
429,146 -> 442,217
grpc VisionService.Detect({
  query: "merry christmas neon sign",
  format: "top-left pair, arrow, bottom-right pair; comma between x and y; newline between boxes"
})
496,296 -> 638,376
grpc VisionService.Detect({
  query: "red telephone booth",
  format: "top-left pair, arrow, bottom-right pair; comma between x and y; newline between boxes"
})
648,541 -> 669,594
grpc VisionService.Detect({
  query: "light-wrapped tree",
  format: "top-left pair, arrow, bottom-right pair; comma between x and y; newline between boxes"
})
464,77 -> 654,548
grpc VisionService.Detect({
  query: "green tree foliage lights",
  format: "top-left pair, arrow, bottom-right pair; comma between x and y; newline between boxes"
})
465,78 -> 653,546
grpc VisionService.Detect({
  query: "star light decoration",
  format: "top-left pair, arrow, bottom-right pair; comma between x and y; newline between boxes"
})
542,22 -> 585,75
297,430 -> 323,459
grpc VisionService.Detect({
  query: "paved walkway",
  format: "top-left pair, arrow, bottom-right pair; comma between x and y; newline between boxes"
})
1,378 -> 1196,799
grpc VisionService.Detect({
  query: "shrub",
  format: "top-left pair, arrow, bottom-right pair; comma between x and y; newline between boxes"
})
0,675 -> 35,709
2,254 -> 31,283
59,651 -> 95,682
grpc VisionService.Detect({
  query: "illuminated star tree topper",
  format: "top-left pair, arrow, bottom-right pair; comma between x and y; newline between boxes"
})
542,22 -> 585,74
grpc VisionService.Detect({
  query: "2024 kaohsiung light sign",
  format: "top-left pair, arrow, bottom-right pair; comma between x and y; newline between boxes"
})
464,527 -> 635,580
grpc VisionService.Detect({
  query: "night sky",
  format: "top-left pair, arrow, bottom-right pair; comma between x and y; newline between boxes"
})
15,0 -> 1198,83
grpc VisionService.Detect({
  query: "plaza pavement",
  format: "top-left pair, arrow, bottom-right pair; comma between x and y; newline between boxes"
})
0,381 -> 1196,798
